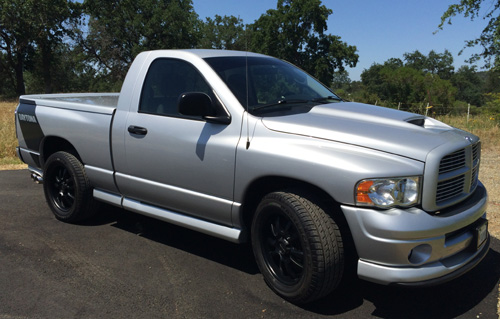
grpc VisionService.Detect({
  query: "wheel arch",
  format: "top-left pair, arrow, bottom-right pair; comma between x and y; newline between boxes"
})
40,136 -> 82,168
241,176 -> 350,236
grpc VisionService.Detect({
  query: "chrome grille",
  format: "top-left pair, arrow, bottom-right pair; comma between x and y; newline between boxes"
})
435,141 -> 480,206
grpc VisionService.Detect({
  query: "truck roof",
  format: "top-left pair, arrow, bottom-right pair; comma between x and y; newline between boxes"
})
147,49 -> 270,59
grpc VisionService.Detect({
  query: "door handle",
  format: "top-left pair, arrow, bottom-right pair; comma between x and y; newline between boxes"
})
128,125 -> 148,135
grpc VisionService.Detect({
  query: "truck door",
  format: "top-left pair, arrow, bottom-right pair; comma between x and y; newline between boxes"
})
113,58 -> 241,227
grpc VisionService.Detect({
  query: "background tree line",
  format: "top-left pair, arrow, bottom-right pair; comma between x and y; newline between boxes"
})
1,0 -> 499,116
0,0 -> 358,96
335,0 -> 500,117
333,50 -> 500,116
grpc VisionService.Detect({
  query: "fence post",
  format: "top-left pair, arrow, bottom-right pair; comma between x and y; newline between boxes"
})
467,103 -> 470,125
398,102 -> 401,110
425,103 -> 429,117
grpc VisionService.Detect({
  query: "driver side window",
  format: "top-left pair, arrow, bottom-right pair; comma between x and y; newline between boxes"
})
139,58 -> 215,117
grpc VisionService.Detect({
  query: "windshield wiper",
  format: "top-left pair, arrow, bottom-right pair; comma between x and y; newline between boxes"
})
252,96 -> 342,112
311,95 -> 343,103
252,99 -> 310,111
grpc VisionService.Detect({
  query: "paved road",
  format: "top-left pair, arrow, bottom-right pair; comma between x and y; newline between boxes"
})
1,169 -> 499,319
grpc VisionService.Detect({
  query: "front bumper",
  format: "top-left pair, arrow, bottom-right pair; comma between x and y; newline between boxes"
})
342,182 -> 489,285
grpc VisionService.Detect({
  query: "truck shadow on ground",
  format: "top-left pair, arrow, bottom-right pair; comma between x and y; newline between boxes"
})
87,204 -> 259,275
88,204 -> 500,318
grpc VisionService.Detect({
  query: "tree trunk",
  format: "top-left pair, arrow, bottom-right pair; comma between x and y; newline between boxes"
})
15,53 -> 26,96
41,42 -> 53,94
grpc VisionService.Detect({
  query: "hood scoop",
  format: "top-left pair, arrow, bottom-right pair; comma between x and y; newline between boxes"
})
406,117 -> 426,127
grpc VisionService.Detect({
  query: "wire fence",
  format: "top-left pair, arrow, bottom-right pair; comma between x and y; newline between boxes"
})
396,103 -> 467,117
359,101 -> 499,118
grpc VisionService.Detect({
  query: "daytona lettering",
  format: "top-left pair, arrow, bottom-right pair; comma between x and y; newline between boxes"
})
18,113 -> 38,123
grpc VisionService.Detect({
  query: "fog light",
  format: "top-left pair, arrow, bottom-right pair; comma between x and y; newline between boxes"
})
408,244 -> 432,265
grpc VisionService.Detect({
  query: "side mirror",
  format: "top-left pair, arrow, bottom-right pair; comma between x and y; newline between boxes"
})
178,92 -> 213,117
178,92 -> 231,125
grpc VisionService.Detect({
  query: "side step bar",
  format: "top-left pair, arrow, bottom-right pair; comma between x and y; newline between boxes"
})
93,189 -> 244,243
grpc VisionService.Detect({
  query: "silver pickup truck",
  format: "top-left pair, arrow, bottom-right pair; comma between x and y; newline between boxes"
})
15,49 -> 489,304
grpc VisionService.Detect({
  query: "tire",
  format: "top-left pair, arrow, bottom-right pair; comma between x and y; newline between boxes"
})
43,151 -> 97,223
251,190 -> 344,304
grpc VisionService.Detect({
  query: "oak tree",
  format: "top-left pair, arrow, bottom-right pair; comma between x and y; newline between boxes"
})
248,0 -> 358,85
439,0 -> 500,70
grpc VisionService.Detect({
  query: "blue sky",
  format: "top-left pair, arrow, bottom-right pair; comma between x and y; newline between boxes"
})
192,0 -> 490,81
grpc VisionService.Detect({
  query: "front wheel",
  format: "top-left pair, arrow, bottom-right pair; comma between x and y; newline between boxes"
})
43,151 -> 96,223
251,190 -> 344,304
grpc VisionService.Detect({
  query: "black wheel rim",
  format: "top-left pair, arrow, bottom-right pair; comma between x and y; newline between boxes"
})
259,208 -> 305,285
48,163 -> 75,212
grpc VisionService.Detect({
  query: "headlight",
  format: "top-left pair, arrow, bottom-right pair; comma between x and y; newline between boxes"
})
355,177 -> 421,208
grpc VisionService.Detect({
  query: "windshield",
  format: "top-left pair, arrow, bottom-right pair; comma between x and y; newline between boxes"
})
204,56 -> 341,116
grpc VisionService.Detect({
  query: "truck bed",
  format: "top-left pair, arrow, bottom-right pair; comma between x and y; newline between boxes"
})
20,93 -> 119,114
16,93 -> 118,178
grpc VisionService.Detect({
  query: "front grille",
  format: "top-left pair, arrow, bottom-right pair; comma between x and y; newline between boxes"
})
471,165 -> 479,190
436,175 -> 465,202
435,142 -> 480,206
472,142 -> 480,164
439,149 -> 466,174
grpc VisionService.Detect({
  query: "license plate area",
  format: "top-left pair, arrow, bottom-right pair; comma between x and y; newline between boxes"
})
475,219 -> 488,250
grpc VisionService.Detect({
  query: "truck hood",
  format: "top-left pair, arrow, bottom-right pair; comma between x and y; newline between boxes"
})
261,102 -> 473,161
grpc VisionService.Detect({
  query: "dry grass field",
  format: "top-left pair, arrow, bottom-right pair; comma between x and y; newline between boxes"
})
0,101 -> 25,169
1,101 -> 499,238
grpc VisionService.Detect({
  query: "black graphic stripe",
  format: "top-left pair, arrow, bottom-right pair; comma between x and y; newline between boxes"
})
17,101 -> 45,167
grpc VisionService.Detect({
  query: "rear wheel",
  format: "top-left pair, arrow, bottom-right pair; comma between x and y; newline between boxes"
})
251,190 -> 344,304
43,151 -> 96,223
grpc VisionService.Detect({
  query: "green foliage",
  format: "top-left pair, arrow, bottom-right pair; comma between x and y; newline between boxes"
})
30,0 -> 81,93
198,15 -> 246,50
362,63 -> 456,108
384,58 -> 404,70
0,52 -> 15,97
451,100 -> 471,116
483,93 -> 500,115
351,47 -> 499,115
427,50 -> 455,80
0,0 -> 81,95
1,0 -> 33,95
381,67 -> 426,104
248,0 -> 358,85
451,65 -> 484,106
80,0 -> 201,86
484,70 -> 500,93
24,43 -> 115,93
403,50 -> 427,72
360,50 -> 461,111
1,0 -> 497,114
331,70 -> 351,90
438,0 -> 500,70
1,0 -> 361,96
404,50 -> 454,79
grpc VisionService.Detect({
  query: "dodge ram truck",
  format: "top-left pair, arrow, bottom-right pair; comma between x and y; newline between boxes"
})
15,49 -> 489,304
